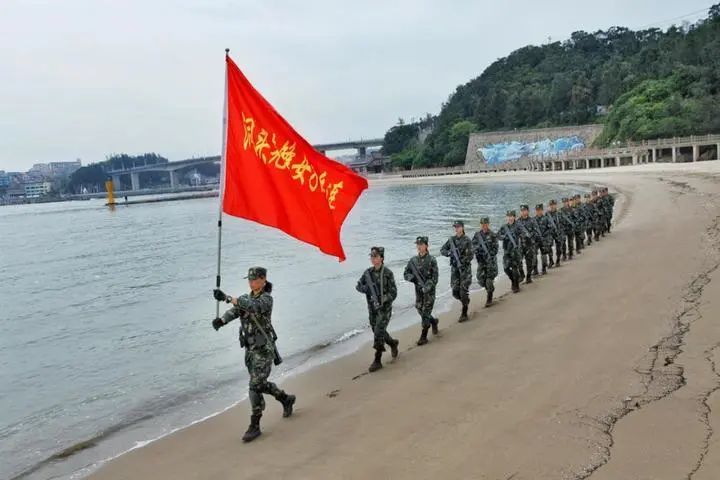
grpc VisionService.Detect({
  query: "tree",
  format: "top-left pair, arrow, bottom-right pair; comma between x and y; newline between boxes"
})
67,164 -> 107,193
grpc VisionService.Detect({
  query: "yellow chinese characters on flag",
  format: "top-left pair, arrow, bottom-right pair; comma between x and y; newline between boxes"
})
223,55 -> 368,261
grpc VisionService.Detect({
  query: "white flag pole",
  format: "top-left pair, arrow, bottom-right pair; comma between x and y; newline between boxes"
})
215,48 -> 230,319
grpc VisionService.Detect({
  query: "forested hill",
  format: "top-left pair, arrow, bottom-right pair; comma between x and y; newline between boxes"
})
384,4 -> 720,169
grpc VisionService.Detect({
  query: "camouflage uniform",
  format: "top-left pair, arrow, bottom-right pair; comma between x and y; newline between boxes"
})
559,198 -> 575,260
497,210 -> 523,292
604,189 -> 615,232
546,199 -> 563,266
572,196 -> 586,252
440,221 -> 474,321
534,204 -> 553,274
357,261 -> 398,353
403,238 -> 439,332
592,191 -> 605,239
472,218 -> 499,306
213,266 -> 295,442
582,194 -> 596,245
516,206 -> 539,283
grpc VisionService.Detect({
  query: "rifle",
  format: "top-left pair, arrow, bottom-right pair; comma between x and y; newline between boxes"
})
408,257 -> 427,290
563,209 -> 576,230
547,212 -> 558,232
363,269 -> 382,311
532,219 -> 543,240
449,238 -> 465,277
475,232 -> 491,259
517,221 -> 533,244
504,226 -> 519,250
238,309 -> 283,366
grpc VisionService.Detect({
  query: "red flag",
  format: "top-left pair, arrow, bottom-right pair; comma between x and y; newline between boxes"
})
222,55 -> 369,261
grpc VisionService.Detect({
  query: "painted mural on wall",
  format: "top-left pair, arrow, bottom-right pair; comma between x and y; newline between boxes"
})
478,136 -> 586,165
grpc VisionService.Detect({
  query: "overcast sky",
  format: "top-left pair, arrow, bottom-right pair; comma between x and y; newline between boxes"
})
0,0 -> 713,171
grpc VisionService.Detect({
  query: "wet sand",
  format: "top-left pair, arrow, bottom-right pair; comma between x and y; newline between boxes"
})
90,162 -> 720,480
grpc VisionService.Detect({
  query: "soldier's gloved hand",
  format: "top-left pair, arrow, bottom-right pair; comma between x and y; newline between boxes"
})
213,289 -> 229,302
212,317 -> 225,331
422,283 -> 433,294
404,273 -> 414,282
372,300 -> 381,311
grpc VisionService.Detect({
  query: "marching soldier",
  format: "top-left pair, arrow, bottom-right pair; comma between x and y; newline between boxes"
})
572,195 -> 586,253
404,236 -> 440,346
546,199 -> 563,266
603,187 -> 615,233
583,193 -> 596,245
560,197 -> 575,260
497,210 -> 523,293
516,204 -> 539,283
592,190 -> 604,240
356,246 -> 399,372
441,220 -> 474,322
212,267 -> 296,443
534,203 -> 553,275
472,217 -> 499,307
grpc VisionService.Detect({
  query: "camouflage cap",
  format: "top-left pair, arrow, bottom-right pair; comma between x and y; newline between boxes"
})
480,217 -> 490,225
415,236 -> 429,245
520,204 -> 529,211
561,197 -> 569,202
370,246 -> 385,258
549,199 -> 557,205
453,220 -> 464,228
584,193 -> 591,198
535,203 -> 544,210
506,209 -> 516,217
245,266 -> 267,280
592,190 -> 599,195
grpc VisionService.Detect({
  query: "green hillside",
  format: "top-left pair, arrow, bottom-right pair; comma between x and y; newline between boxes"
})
384,4 -> 720,169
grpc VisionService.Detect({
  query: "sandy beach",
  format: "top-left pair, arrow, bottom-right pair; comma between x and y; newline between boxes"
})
90,162 -> 720,480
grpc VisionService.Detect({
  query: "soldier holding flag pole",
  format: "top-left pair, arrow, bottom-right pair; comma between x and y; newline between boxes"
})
210,49 -> 368,441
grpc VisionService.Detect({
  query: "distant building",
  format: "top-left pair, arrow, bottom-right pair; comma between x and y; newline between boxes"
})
29,163 -> 52,176
26,160 -> 82,180
49,160 -> 82,177
6,185 -> 26,199
24,182 -> 52,198
0,171 -> 9,188
347,150 -> 390,174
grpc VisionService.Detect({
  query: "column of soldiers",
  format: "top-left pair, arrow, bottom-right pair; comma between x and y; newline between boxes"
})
210,188 -> 614,442
354,187 -> 614,372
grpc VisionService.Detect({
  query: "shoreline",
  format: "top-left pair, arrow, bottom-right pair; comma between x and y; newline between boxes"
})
59,161 -> 720,478
10,178 -> 602,480
84,171 -> 634,479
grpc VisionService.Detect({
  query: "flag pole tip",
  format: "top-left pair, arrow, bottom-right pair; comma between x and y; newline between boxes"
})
225,48 -> 230,54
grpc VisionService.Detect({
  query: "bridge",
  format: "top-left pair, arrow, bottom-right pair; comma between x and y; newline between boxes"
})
312,138 -> 384,156
109,138 -> 383,191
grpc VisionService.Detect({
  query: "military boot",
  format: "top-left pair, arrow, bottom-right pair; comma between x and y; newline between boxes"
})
458,303 -> 469,322
390,339 -> 400,358
512,277 -> 520,293
368,350 -> 383,372
485,291 -> 493,307
431,317 -> 439,335
242,414 -> 262,442
549,256 -> 555,268
525,273 -> 533,284
278,392 -> 296,418
416,328 -> 429,346
542,265 -> 547,275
